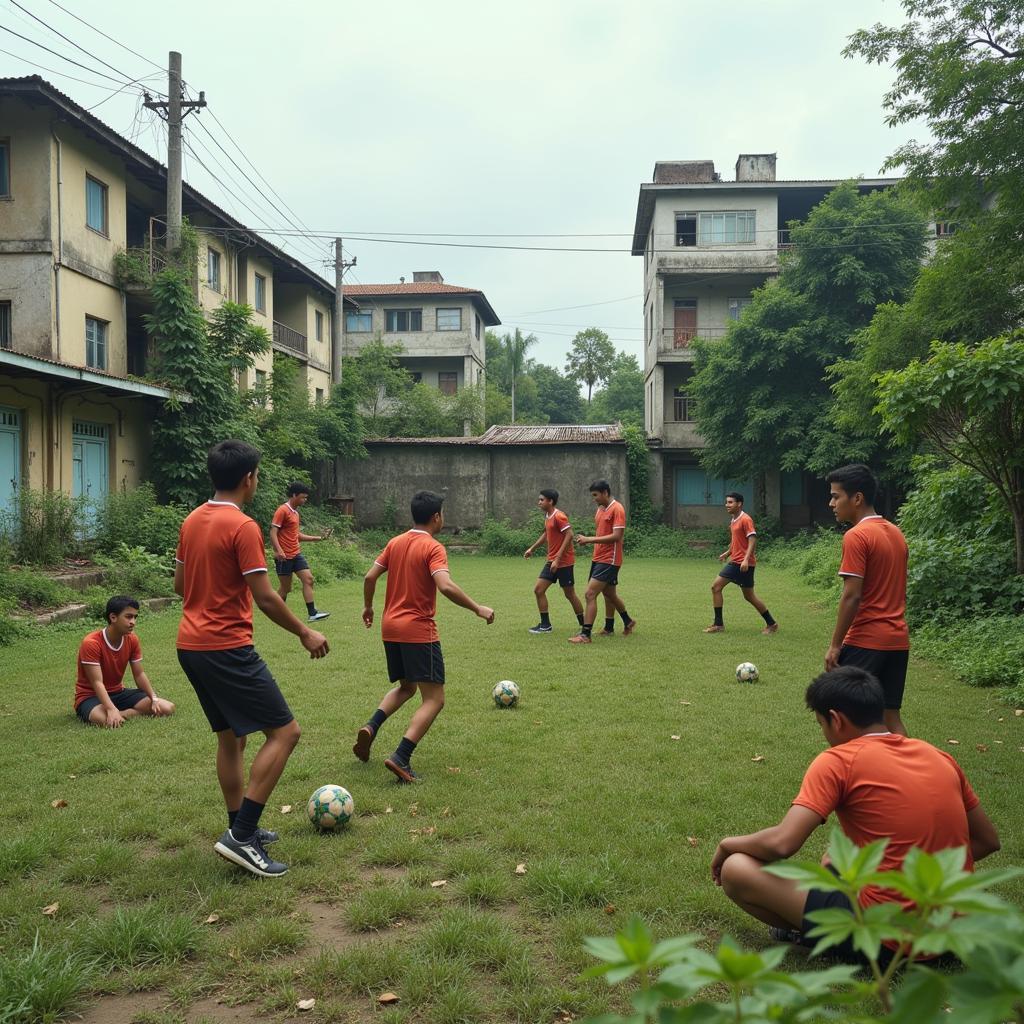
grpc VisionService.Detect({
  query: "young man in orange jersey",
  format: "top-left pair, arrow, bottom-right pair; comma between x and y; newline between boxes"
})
354,490 -> 494,782
523,488 -> 585,634
704,492 -> 778,635
711,666 -> 999,966
825,463 -> 911,736
271,482 -> 331,622
569,480 -> 636,644
74,595 -> 175,727
175,440 -> 329,878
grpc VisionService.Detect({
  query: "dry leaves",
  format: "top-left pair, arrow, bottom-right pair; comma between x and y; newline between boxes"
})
514,863 -> 528,875
1016,709 -> 1024,717
68,774 -> 77,779
976,744 -> 989,752
408,803 -> 419,817
297,997 -> 316,1011
687,836 -> 699,847
670,734 -> 681,741
378,992 -> 400,1005
446,766 -> 461,774
441,806 -> 451,817
751,755 -> 765,763
948,739 -> 960,745
42,902 -> 59,917
50,799 -> 68,809
679,700 -> 692,706
384,805 -> 393,814
603,904 -> 616,915
430,879 -> 447,888
204,913 -> 220,925
280,805 -> 293,815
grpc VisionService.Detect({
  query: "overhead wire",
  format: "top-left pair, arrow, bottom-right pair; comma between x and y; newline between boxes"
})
0,44 -> 126,90
41,0 -> 165,72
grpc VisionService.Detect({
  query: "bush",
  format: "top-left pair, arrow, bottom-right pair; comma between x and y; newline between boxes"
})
301,541 -> 366,581
93,545 -> 175,598
0,599 -> 25,646
0,488 -> 85,565
915,616 -> 1024,691
96,484 -> 189,559
625,524 -> 728,558
0,568 -> 74,609
478,513 -> 545,557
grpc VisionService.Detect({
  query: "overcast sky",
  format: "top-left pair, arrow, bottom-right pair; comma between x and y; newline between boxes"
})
2,0 -> 923,367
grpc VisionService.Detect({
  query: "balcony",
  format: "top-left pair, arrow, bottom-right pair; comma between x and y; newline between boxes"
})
658,327 -> 728,358
273,321 -> 307,356
660,419 -> 705,449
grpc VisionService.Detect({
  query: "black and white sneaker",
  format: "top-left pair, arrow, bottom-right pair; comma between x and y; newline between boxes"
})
256,827 -> 279,845
214,830 -> 288,878
768,926 -> 804,944
309,610 -> 330,622
527,623 -> 553,634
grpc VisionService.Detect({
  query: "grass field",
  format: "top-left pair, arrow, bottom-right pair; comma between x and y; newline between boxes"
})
1,555 -> 1021,1024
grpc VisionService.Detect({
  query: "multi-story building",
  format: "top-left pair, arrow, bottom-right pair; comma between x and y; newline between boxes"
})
343,272 -> 499,395
631,154 -> 899,527
0,76 -> 346,522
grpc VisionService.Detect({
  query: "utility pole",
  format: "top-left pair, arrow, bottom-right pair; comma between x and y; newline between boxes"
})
333,237 -> 356,384
144,52 -> 205,250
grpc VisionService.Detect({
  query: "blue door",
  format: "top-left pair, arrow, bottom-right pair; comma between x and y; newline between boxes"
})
676,469 -> 754,511
0,406 -> 20,525
72,420 -> 109,533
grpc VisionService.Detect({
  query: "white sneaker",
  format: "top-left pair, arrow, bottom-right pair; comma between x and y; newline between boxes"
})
308,611 -> 330,622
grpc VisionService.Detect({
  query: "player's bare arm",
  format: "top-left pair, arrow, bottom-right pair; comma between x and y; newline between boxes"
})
247,571 -> 329,657
826,575 -> 863,670
269,523 -> 286,559
129,661 -> 171,716
741,535 -> 757,572
433,569 -> 495,623
173,561 -> 184,597
967,804 -> 1001,861
362,561 -> 386,627
551,528 -> 574,569
298,529 -> 330,542
523,531 -> 545,558
711,806 -> 822,885
582,526 -> 624,547
83,662 -> 124,728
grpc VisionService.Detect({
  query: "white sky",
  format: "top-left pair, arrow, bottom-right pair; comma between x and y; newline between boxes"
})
1,0 -> 923,367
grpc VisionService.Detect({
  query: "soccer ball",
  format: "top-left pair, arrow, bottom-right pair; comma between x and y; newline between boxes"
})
307,784 -> 354,831
492,680 -> 520,708
736,662 -> 759,683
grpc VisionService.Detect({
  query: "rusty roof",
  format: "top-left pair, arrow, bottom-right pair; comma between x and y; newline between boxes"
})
364,424 -> 624,446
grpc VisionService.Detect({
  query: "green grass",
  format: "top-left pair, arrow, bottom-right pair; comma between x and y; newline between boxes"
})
0,556 -> 1021,1023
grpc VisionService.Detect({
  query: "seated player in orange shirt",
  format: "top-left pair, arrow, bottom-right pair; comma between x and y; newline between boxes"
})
711,666 -> 1000,966
74,595 -> 175,727
523,488 -> 585,634
354,490 -> 494,782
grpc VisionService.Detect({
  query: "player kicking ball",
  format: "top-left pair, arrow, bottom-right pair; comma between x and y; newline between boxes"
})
704,491 -> 777,635
354,490 -> 494,782
523,488 -> 585,634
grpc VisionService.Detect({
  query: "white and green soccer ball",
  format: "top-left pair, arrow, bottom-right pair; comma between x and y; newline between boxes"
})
492,680 -> 520,708
735,662 -> 759,684
307,784 -> 354,831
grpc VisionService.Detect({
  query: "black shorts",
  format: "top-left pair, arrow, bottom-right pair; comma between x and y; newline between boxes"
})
719,561 -> 755,588
589,561 -> 620,586
177,646 -> 294,736
274,553 -> 310,576
384,641 -> 445,684
76,687 -> 148,724
539,561 -> 575,588
802,885 -> 896,968
838,645 -> 910,710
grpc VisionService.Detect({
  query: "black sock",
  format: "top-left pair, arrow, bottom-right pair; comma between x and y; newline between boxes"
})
714,607 -> 724,627
394,736 -> 417,766
227,808 -> 238,828
231,797 -> 265,842
306,601 -> 316,616
367,708 -> 388,735
762,610 -> 776,626
540,611 -> 551,626
576,613 -> 584,625
604,617 -> 615,632
618,609 -> 631,626
581,623 -> 593,637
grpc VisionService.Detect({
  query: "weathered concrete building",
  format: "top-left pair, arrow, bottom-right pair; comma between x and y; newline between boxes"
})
631,155 -> 900,527
337,424 -> 627,530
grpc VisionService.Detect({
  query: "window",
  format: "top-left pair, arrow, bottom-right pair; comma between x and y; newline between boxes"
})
673,388 -> 696,422
728,297 -> 753,320
438,372 -> 457,395
0,301 -> 10,349
475,314 -> 481,340
254,273 -> 266,313
675,213 -> 697,247
315,310 -> 324,341
698,211 -> 755,245
410,372 -> 423,384
85,175 -> 108,234
436,308 -> 462,331
207,248 -> 221,292
0,140 -> 9,197
85,316 -> 107,370
315,388 -> 324,405
935,221 -> 958,237
385,309 -> 422,332
346,311 -> 372,332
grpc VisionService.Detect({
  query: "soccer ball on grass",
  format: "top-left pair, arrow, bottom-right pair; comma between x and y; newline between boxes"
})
492,680 -> 520,708
307,784 -> 354,831
735,662 -> 759,683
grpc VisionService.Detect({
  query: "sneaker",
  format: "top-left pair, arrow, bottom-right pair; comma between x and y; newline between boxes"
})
384,758 -> 418,784
528,623 -> 553,634
308,611 -> 330,622
703,624 -> 724,633
353,725 -> 375,763
762,623 -> 779,635
214,830 -> 288,878
623,619 -> 638,636
596,629 -> 615,637
256,827 -> 279,845
568,633 -> 592,644
768,925 -> 804,944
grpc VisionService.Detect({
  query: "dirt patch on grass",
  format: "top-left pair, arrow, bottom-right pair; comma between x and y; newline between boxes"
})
299,897 -> 361,950
76,990 -> 166,1023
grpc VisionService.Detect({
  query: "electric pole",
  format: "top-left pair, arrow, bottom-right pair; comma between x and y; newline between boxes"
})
333,237 -> 356,384
144,52 -> 205,250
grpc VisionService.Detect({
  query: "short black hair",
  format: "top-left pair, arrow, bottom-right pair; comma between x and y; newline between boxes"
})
105,595 -> 140,622
589,479 -> 611,494
539,488 -> 559,504
827,464 -> 878,506
726,491 -> 744,504
805,666 -> 885,727
208,439 -> 261,491
287,481 -> 311,497
410,490 -> 444,525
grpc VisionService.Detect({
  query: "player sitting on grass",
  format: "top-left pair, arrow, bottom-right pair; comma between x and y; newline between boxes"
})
354,490 -> 494,783
523,488 -> 584,634
704,492 -> 777,635
74,595 -> 175,727
271,481 -> 331,622
711,666 -> 1000,967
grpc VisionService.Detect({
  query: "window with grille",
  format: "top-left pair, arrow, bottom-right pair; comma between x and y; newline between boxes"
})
673,388 -> 696,422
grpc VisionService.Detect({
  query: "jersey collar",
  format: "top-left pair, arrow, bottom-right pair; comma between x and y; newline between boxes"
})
101,627 -> 124,652
207,499 -> 241,510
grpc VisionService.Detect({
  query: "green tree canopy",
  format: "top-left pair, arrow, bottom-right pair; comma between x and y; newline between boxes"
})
565,327 -> 616,405
587,351 -> 644,427
532,363 -> 583,423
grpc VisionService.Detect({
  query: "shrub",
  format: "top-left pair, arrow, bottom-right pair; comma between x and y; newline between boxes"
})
0,488 -> 85,565
93,544 -> 175,598
96,485 -> 189,559
0,598 -> 25,646
478,513 -> 545,557
301,541 -> 366,581
915,616 -> 1024,691
0,568 -> 74,609
625,524 -> 728,558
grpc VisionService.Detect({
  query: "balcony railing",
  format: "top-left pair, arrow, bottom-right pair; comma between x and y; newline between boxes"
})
273,321 -> 307,356
661,326 -> 728,350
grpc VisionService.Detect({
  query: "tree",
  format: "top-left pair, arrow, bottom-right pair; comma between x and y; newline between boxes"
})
501,328 -> 538,423
565,328 -> 616,405
532,363 -> 583,423
587,351 -> 644,427
339,338 -> 414,436
875,334 -> 1024,573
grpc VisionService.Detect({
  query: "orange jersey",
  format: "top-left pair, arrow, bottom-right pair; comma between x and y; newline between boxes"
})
839,516 -> 909,650
793,734 -> 978,913
729,511 -> 756,565
75,628 -> 141,709
545,509 -> 575,564
592,499 -> 626,567
175,501 -> 269,651
375,529 -> 450,643
271,502 -> 301,558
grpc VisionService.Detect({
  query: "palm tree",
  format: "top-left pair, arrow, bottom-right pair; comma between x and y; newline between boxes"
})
502,328 -> 538,423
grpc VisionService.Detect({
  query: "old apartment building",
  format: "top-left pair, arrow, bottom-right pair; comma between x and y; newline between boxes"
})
632,154 -> 899,527
343,272 -> 500,394
0,76 -> 346,523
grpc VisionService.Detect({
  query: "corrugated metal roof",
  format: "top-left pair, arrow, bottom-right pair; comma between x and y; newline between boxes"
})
364,424 -> 624,446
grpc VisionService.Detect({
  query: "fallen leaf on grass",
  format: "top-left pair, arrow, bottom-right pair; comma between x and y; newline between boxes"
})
446,766 -> 461,774
51,799 -> 68,809
603,904 -> 616,915
297,997 -> 316,1011
1016,710 -> 1024,717
441,806 -> 451,817
385,805 -> 393,814
670,735 -> 681,741
998,717 -> 1005,722
687,836 -> 699,847
994,740 -> 1004,745
280,805 -> 292,814
751,755 -> 765,763
976,744 -> 989,752
68,774 -> 77,779
514,863 -> 527,875
42,902 -> 59,917
679,700 -> 692,706
408,803 -> 419,817
947,739 -> 960,745
430,879 -> 447,888
204,913 -> 220,925
378,992 -> 400,1005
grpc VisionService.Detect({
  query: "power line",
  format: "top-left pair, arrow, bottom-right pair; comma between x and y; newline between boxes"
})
0,44 -> 126,89
0,22 -> 133,84
506,295 -> 642,316
41,0 -> 164,72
